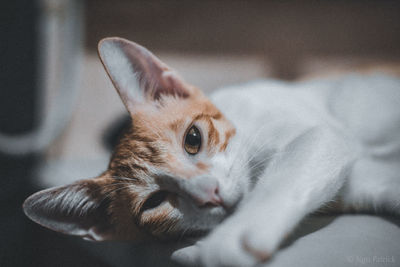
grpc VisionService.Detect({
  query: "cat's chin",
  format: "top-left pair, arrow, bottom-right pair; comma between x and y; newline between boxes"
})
209,205 -> 228,218
202,206 -> 230,228
177,205 -> 228,234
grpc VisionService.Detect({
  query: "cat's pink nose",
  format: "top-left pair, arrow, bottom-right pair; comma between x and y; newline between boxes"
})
181,176 -> 223,208
195,186 -> 222,208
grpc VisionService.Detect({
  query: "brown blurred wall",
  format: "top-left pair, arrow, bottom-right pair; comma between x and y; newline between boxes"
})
85,0 -> 400,79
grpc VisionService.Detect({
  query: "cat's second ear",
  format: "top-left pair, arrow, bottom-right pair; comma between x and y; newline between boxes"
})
23,177 -> 139,241
98,37 -> 193,113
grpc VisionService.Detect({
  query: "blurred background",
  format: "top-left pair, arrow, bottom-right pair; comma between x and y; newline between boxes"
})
1,0 -> 400,266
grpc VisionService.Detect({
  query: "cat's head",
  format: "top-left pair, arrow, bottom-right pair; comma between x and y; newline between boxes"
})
23,37 -> 250,242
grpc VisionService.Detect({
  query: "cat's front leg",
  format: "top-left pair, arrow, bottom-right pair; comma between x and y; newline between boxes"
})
172,194 -> 300,266
173,127 -> 355,266
172,216 -> 263,267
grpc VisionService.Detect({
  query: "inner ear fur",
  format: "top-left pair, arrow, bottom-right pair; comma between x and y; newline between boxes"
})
97,37 -> 194,113
22,177 -> 141,241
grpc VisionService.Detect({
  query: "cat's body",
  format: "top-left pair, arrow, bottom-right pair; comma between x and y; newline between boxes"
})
211,75 -> 400,214
173,75 -> 400,266
23,38 -> 400,267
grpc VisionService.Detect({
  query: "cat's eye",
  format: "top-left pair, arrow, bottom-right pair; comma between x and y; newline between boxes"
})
184,125 -> 202,155
141,191 -> 168,212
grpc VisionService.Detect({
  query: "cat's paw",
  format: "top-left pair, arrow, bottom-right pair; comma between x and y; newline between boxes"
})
172,223 -> 277,267
240,228 -> 274,263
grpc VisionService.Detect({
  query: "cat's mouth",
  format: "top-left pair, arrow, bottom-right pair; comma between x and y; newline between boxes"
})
219,198 -> 235,214
218,190 -> 243,216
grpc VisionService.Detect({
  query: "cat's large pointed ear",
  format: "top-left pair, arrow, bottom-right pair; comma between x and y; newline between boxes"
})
23,177 -> 120,241
98,37 -> 193,113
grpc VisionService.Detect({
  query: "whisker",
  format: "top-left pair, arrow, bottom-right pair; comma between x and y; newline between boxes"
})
98,184 -> 135,206
177,225 -> 191,243
112,176 -> 137,182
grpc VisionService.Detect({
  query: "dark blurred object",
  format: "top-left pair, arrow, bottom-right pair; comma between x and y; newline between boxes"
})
103,115 -> 131,151
0,1 -> 109,266
85,0 -> 400,80
0,0 -> 38,196
0,0 -> 39,265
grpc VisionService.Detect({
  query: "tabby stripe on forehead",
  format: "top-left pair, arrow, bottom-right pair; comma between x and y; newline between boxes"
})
220,128 -> 236,152
193,112 -> 222,121
169,119 -> 183,131
212,112 -> 222,120
206,118 -> 220,150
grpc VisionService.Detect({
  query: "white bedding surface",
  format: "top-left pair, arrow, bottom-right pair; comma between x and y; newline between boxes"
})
268,215 -> 400,267
76,214 -> 400,267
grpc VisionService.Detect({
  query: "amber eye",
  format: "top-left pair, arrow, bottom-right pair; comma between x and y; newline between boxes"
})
184,125 -> 202,155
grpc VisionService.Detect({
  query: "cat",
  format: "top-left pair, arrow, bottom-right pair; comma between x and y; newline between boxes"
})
23,37 -> 400,267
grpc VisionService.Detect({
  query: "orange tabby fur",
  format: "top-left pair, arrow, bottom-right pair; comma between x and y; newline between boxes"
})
96,89 -> 235,239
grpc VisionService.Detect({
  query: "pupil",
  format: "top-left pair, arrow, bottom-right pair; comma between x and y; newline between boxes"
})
184,126 -> 202,155
186,127 -> 201,146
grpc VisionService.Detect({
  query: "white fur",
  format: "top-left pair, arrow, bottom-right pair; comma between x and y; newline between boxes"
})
98,41 -> 144,104
172,73 -> 400,266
